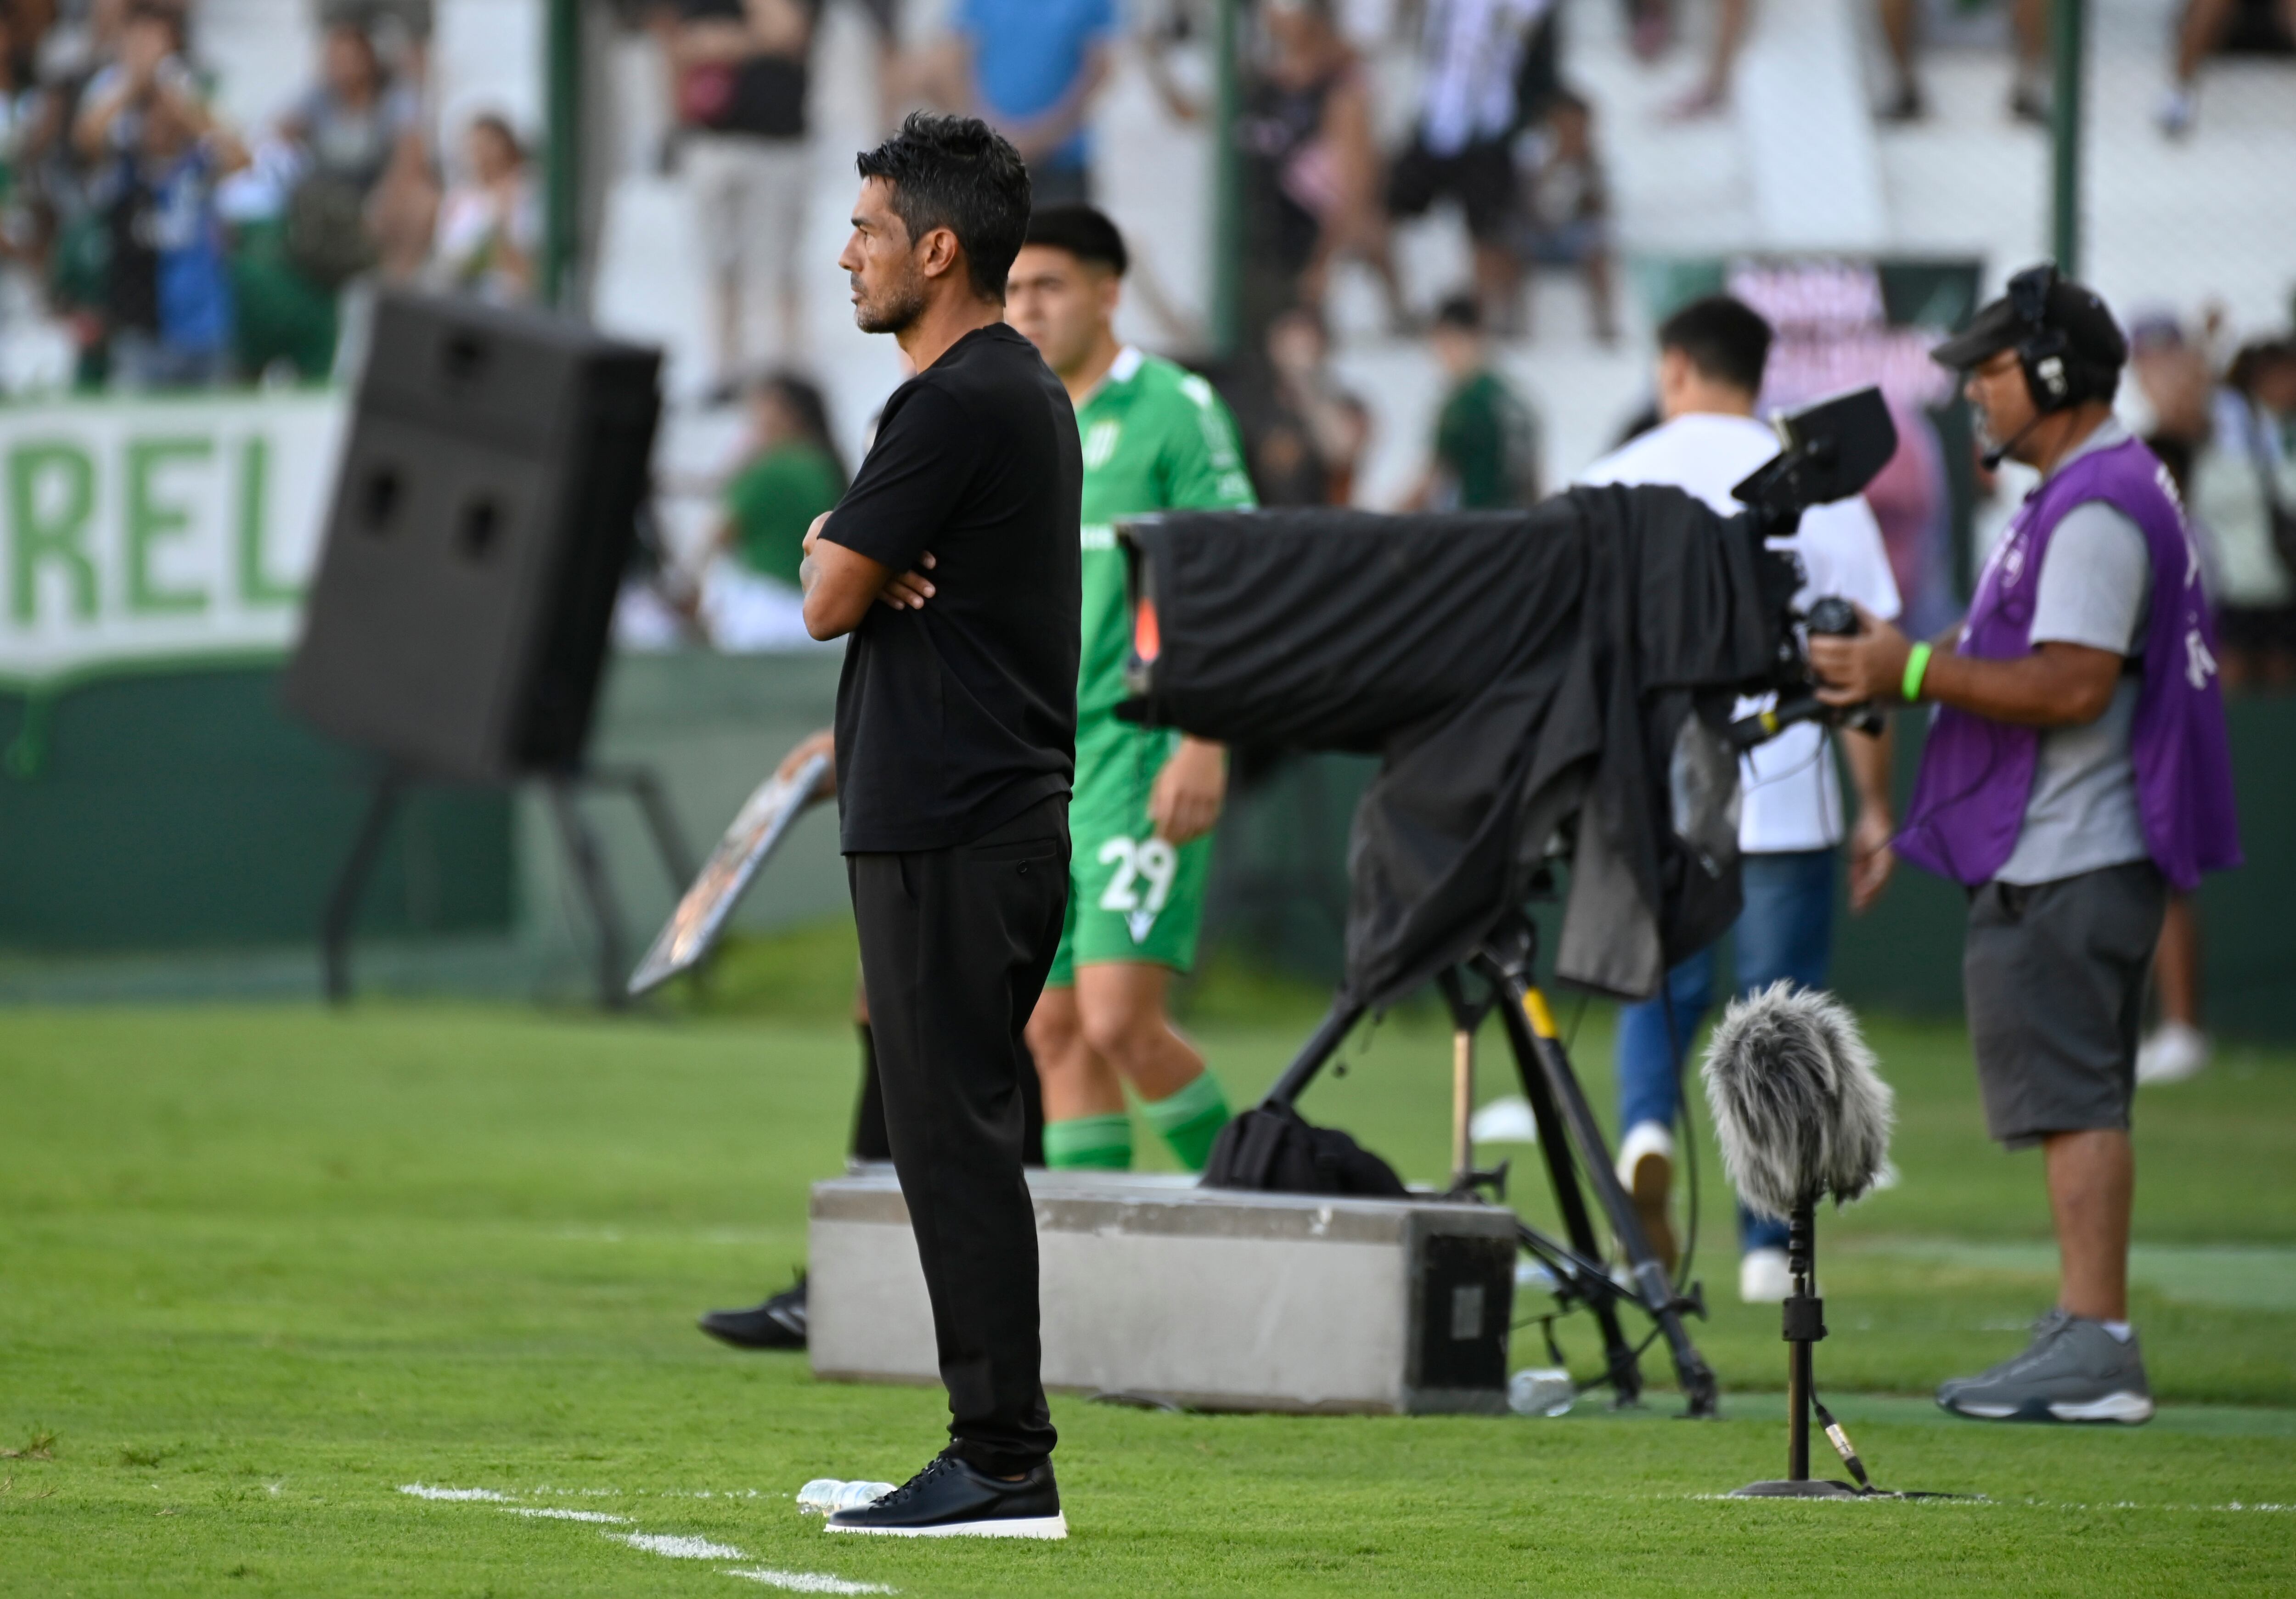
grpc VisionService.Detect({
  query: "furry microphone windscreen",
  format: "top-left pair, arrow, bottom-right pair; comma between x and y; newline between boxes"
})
1700,981 -> 1895,1222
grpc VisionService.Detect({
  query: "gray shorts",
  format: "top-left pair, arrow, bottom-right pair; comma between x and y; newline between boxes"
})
1963,860 -> 2166,1149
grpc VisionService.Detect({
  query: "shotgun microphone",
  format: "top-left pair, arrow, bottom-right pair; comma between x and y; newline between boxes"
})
1701,980 -> 1893,1221
1705,983 -> 1924,1501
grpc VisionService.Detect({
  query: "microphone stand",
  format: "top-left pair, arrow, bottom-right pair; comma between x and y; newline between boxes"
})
1733,1200 -> 1860,1498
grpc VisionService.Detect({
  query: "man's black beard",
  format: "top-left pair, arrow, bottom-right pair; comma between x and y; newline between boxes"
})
855,272 -> 928,336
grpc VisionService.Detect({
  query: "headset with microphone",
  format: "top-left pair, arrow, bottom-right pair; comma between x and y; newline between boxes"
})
1978,264 -> 2077,471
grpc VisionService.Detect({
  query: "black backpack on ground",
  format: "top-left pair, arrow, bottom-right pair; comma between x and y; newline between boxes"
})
1202,1103 -> 1411,1198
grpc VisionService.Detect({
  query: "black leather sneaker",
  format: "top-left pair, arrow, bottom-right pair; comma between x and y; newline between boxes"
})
697,1273 -> 806,1350
825,1452 -> 1065,1539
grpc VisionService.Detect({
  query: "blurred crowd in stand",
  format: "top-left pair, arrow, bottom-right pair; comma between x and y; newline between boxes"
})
674,0 -> 1573,650
2125,311 -> 2296,693
664,0 -> 2296,673
1658,0 -> 2293,134
0,0 -> 536,394
1215,0 -> 1610,348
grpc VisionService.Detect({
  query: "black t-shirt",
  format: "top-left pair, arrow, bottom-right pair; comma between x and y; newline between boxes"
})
824,323 -> 1082,853
676,0 -> 815,140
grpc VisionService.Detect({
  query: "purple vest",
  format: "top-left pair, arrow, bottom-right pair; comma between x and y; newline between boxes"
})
1897,434 -> 2241,892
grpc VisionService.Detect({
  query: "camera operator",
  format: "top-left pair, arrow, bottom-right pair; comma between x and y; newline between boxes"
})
1581,294 -> 1902,1306
1810,266 -> 2240,1426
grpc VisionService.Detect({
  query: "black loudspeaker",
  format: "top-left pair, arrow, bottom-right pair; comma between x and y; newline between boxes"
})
285,292 -> 663,783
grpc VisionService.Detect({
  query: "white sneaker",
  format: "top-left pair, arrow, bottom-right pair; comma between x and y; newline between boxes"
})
2136,1022 -> 2210,1086
1613,1120 -> 1675,1191
1614,1121 -> 1678,1273
2155,86 -> 2195,138
1739,1247 -> 1792,1304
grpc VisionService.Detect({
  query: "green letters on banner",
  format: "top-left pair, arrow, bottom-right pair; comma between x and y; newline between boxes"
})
9,441 -> 98,625
236,436 -> 297,605
124,436 -> 212,615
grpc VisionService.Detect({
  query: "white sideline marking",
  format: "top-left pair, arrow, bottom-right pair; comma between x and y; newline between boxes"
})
723,1569 -> 897,1595
502,1508 -> 630,1524
402,1480 -> 890,1593
617,1532 -> 750,1560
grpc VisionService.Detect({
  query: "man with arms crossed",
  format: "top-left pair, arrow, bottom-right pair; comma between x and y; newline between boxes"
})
802,113 -> 1079,1535
1580,294 -> 1902,1304
1004,204 -> 1257,1174
1812,266 -> 2239,1423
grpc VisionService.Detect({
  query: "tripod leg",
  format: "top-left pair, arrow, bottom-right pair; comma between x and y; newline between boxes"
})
1491,967 -> 1720,1417
321,769 -> 405,1005
548,778 -> 632,1011
1492,985 -> 1642,1405
1259,997 -> 1366,1111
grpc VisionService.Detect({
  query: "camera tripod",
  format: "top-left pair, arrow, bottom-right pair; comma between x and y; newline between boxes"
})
1258,913 -> 1720,1416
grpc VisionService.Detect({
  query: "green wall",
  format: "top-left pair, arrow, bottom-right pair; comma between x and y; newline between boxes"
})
0,668 -> 511,952
0,654 -> 2286,1040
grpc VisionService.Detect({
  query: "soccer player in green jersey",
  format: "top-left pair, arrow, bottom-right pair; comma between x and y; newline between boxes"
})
1005,205 -> 1257,1173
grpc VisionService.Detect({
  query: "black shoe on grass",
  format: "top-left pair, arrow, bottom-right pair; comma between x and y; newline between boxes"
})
697,1273 -> 807,1350
825,1452 -> 1066,1540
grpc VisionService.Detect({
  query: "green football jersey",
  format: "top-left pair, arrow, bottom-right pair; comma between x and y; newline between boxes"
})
1075,347 -> 1256,719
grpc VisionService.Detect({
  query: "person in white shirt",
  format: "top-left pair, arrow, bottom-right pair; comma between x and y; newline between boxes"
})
1579,295 -> 1902,1303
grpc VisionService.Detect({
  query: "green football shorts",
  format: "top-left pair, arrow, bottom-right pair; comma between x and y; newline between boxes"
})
1047,722 -> 1213,988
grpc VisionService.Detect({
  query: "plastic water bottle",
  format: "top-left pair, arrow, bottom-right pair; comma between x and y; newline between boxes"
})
797,1479 -> 897,1516
1515,1259 -> 1558,1296
834,1481 -> 895,1513
1508,1367 -> 1576,1417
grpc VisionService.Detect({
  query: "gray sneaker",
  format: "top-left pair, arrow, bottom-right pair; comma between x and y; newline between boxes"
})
1937,1309 -> 2154,1424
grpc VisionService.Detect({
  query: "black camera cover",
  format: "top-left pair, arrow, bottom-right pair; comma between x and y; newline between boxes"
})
1118,487 -> 1785,1002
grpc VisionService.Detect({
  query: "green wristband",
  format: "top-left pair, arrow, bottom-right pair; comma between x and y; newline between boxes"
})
1902,641 -> 1933,704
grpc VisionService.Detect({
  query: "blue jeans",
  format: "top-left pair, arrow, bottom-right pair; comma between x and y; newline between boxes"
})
1615,849 -> 1837,1254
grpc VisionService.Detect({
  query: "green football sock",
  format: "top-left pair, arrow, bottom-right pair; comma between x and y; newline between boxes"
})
1143,1072 -> 1230,1172
1043,1112 -> 1134,1171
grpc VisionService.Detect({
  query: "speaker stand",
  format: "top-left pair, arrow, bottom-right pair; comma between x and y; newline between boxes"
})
322,763 -> 695,1009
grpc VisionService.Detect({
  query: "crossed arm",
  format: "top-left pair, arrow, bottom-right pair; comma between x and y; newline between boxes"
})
796,511 -> 1227,842
799,512 -> 937,641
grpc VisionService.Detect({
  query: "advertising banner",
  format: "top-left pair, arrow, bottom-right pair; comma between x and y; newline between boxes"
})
0,390 -> 345,686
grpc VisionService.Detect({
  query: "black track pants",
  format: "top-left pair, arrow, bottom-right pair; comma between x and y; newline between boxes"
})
850,1018 -> 1047,1165
845,794 -> 1069,1473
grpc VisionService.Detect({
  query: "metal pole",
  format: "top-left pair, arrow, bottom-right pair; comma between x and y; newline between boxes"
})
1786,1205 -> 1815,1480
1209,0 -> 1243,359
1450,1027 -> 1475,1190
2048,0 -> 2085,275
544,0 -> 583,309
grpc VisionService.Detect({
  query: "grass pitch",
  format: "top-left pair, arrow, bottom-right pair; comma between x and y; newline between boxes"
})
4,931 -> 2294,1595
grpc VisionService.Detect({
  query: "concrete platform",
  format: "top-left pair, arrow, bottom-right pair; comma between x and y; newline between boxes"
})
808,1168 -> 1518,1415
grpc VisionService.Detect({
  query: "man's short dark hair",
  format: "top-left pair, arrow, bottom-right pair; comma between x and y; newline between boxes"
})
855,113 -> 1031,302
1021,204 -> 1128,277
1658,294 -> 1772,394
1433,293 -> 1482,334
